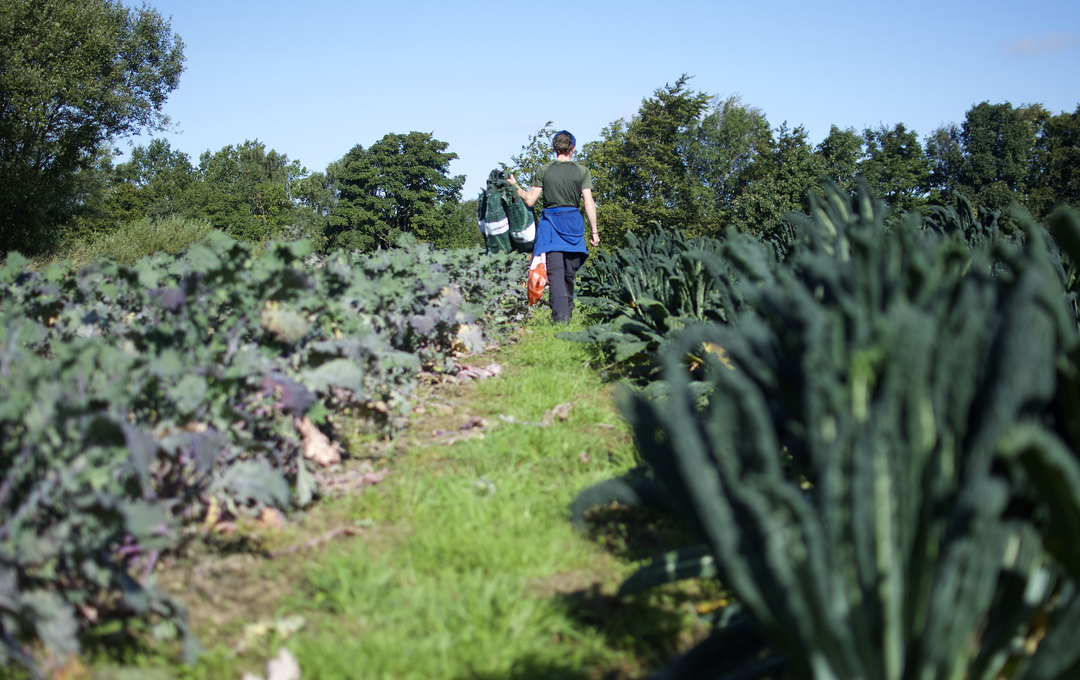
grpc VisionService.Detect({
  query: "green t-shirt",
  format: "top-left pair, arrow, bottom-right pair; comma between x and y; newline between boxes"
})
533,161 -> 593,208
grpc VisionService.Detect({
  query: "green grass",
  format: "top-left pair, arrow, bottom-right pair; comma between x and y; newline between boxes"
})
283,314 -> 659,680
78,311 -> 712,680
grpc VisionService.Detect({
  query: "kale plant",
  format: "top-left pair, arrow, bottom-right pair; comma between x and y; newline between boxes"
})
622,185 -> 1080,680
561,224 -> 758,380
0,234 -> 528,675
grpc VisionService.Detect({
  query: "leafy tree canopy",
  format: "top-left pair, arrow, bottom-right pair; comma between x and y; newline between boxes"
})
0,0 -> 184,255
731,123 -> 821,237
860,123 -> 930,214
681,95 -> 772,225
816,125 -> 864,195
925,123 -> 964,201
510,121 -> 557,188
326,132 -> 464,252
193,140 -> 308,243
434,198 -> 484,250
1029,104 -> 1080,219
106,139 -> 198,224
958,101 -> 1044,213
581,75 -> 712,243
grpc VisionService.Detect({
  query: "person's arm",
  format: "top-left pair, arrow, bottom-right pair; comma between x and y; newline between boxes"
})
582,188 -> 599,246
506,174 -> 542,207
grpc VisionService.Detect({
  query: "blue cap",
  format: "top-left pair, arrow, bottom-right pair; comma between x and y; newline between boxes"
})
554,130 -> 576,149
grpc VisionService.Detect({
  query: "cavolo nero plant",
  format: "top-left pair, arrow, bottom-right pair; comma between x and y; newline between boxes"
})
617,184 -> 1080,680
561,224 -> 764,381
0,234 -> 528,675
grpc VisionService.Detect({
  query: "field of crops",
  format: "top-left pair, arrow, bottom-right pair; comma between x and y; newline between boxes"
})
5,184 -> 1080,680
0,236 -> 528,676
569,185 -> 1080,680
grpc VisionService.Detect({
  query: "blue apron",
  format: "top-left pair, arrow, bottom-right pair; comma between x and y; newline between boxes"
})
533,206 -> 588,255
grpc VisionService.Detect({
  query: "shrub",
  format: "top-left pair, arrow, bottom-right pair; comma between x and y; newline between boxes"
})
44,215 -> 214,270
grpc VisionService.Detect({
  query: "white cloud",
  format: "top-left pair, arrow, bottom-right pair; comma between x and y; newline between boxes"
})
1002,31 -> 1079,57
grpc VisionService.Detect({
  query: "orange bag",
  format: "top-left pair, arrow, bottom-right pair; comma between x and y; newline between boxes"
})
527,253 -> 548,306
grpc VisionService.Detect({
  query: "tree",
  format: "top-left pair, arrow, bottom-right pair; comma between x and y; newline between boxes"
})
681,95 -> 771,227
510,121 -> 556,188
731,123 -> 821,236
580,75 -> 712,243
506,121 -> 557,217
816,126 -> 865,195
1028,104 -> 1080,219
925,123 -> 964,201
52,145 -> 119,247
104,139 -> 198,225
433,198 -> 483,250
860,123 -> 930,214
326,132 -> 464,251
291,162 -> 342,247
957,101 -> 1043,213
192,140 -> 308,243
0,0 -> 184,255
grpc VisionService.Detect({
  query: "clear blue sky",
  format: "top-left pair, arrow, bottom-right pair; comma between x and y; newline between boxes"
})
124,0 -> 1079,199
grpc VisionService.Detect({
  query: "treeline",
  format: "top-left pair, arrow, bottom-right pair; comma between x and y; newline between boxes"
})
59,133 -> 483,254
571,75 -> 1080,245
44,77 -> 1079,261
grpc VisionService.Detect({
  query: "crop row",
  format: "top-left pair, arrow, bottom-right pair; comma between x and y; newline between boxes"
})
571,185 -> 1080,680
0,236 -> 528,674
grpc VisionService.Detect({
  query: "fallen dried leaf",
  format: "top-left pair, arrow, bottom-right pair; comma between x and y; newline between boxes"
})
47,655 -> 85,680
695,599 -> 731,614
260,507 -> 286,530
370,400 -> 389,414
542,402 -> 575,425
267,648 -> 302,680
296,416 -> 342,467
78,604 -> 99,624
261,301 -> 309,344
703,342 -> 735,370
202,496 -> 220,531
274,615 -> 306,638
237,622 -> 270,654
458,363 -> 504,380
454,324 -> 485,354
236,616 -> 307,654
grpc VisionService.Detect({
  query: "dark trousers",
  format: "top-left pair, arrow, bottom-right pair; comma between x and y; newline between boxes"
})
546,251 -> 586,323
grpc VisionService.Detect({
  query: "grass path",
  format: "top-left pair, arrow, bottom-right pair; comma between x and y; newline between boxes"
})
87,314 -> 711,680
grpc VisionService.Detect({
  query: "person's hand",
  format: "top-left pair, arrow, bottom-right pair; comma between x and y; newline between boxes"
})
506,173 -> 517,186
589,232 -> 600,247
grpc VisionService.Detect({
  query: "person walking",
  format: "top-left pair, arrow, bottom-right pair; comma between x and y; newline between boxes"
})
507,130 -> 599,323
